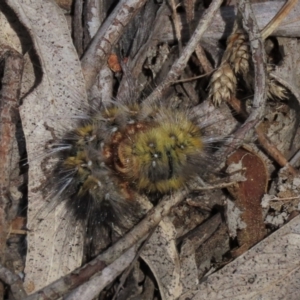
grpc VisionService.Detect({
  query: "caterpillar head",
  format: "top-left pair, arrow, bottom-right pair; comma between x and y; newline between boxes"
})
106,106 -> 207,194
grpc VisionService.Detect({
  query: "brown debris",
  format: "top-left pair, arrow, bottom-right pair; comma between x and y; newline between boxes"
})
107,54 -> 122,73
226,147 -> 268,257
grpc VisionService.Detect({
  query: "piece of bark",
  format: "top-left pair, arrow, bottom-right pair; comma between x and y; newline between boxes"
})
227,147 -> 268,257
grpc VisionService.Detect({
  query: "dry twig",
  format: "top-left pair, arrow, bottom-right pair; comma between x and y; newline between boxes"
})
169,0 -> 182,52
72,0 -> 84,55
65,246 -> 138,300
195,44 -> 214,73
143,0 -> 223,106
81,0 -> 148,90
224,0 -> 267,154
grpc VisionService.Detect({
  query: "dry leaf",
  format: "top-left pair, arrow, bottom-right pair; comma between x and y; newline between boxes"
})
4,0 -> 87,292
141,219 -> 182,300
179,239 -> 198,295
226,147 -> 268,257
194,215 -> 300,299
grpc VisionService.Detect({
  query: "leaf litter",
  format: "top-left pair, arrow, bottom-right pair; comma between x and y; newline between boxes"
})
1,0 -> 300,299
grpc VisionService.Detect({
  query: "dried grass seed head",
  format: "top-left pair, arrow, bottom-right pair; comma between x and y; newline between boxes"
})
209,62 -> 237,106
266,64 -> 288,101
225,27 -> 250,77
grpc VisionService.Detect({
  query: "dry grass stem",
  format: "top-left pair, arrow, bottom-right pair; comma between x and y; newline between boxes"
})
261,0 -> 299,40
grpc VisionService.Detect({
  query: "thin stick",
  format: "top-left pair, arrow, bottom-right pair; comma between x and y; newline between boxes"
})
72,0 -> 84,56
192,181 -> 238,191
271,196 -> 300,201
65,246 -> 138,300
224,0 -> 267,154
256,127 -> 297,175
169,0 -> 183,53
172,71 -> 213,84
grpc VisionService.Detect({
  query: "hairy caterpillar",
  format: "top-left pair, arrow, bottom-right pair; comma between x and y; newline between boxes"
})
19,1 -> 237,293
40,98 -> 229,255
